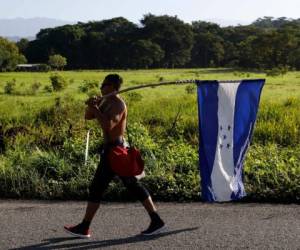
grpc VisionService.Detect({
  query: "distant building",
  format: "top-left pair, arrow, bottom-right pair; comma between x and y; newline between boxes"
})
16,64 -> 49,72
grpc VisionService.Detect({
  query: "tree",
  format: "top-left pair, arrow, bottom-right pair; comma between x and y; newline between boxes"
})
46,25 -> 85,68
221,26 -> 262,67
237,35 -> 258,68
82,18 -> 138,69
252,16 -> 292,29
0,37 -> 26,71
129,40 -> 164,68
16,38 -> 29,54
48,54 -> 67,70
81,31 -> 105,68
190,32 -> 224,67
26,25 -> 85,68
288,47 -> 300,69
22,15 -> 300,70
141,14 -> 194,67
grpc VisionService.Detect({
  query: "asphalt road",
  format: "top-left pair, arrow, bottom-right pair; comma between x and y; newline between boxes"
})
0,200 -> 299,249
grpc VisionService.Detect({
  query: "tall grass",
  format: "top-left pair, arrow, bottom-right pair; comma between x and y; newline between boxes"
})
0,69 -> 299,202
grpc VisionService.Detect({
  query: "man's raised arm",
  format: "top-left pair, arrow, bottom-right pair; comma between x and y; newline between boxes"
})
85,98 -> 126,131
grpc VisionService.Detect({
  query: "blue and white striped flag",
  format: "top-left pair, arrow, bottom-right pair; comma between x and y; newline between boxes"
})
197,79 -> 265,202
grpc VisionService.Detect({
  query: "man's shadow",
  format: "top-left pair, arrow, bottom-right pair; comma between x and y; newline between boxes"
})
12,227 -> 198,250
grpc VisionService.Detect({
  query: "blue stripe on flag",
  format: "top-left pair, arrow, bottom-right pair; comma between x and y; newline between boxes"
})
231,79 -> 265,200
197,81 -> 219,202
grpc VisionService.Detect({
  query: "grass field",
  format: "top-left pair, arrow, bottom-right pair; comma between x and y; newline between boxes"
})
0,68 -> 299,202
1,68 -> 300,97
0,68 -> 300,119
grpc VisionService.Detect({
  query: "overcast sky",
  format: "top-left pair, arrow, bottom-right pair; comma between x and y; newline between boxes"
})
1,0 -> 300,25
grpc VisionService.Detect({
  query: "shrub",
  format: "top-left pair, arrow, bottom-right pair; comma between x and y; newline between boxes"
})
284,97 -> 298,107
30,82 -> 42,94
244,144 -> 300,202
266,66 -> 289,77
4,79 -> 16,94
87,89 -> 100,97
50,74 -> 67,91
78,79 -> 99,93
254,101 -> 300,146
185,85 -> 196,94
158,76 -> 164,82
125,92 -> 143,102
266,68 -> 281,77
44,85 -> 53,93
38,64 -> 51,72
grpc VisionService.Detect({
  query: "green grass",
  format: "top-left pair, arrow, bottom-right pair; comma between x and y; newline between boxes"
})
0,68 -> 299,202
0,69 -> 300,114
0,68 -> 300,120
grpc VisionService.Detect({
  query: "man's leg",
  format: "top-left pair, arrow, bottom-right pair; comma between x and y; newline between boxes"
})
64,152 -> 114,238
140,196 -> 165,235
122,177 -> 165,235
83,202 -> 100,222
142,196 -> 156,213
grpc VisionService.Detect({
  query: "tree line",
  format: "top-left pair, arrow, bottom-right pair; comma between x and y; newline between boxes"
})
1,15 -> 300,71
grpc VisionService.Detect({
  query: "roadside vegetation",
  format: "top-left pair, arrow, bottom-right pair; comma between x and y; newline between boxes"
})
0,69 -> 299,202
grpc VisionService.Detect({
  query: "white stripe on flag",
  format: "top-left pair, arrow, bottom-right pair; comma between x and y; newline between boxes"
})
211,81 -> 241,201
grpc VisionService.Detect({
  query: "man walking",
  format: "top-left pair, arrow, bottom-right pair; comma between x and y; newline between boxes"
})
64,74 -> 165,238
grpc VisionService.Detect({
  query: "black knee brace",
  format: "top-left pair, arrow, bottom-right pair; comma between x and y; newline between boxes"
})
122,177 -> 150,202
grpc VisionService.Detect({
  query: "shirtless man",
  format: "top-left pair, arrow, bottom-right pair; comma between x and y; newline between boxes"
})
64,74 -> 165,238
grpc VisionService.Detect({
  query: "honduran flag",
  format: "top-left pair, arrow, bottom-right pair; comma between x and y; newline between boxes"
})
197,79 -> 265,202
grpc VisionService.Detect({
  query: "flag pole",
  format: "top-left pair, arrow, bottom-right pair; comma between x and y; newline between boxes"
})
100,79 -> 262,98
101,79 -> 197,98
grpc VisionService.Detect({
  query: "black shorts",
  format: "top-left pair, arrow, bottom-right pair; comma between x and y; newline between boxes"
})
88,140 -> 150,203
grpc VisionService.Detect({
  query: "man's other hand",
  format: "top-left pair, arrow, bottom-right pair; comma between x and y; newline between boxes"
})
85,96 -> 102,107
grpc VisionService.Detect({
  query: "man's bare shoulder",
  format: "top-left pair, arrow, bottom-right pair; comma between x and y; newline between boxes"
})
106,96 -> 126,114
112,96 -> 126,109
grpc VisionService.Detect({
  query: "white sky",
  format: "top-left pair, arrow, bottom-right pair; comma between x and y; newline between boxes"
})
1,0 -> 300,24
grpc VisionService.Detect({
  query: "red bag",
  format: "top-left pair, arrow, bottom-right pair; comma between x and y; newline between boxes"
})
108,146 -> 144,177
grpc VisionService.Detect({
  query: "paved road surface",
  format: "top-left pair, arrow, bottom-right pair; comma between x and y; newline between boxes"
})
0,200 -> 299,249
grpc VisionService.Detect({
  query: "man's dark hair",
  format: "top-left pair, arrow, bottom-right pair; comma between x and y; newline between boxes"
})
104,74 -> 123,91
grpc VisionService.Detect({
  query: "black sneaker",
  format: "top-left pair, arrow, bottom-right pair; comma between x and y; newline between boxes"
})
141,219 -> 166,236
64,224 -> 91,238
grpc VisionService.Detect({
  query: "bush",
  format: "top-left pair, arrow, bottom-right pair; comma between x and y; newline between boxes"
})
244,144 -> 300,202
254,101 -> 300,146
78,79 -> 99,93
185,85 -> 196,94
44,85 -> 53,93
38,64 -> 51,72
30,82 -> 41,94
266,66 -> 289,77
50,74 -> 67,91
4,79 -> 17,94
0,124 -> 299,202
157,76 -> 164,82
125,92 -> 143,102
